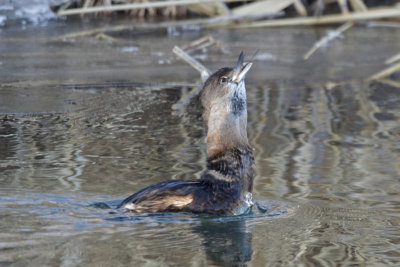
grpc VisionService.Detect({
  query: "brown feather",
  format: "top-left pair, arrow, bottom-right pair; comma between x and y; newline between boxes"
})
119,54 -> 254,215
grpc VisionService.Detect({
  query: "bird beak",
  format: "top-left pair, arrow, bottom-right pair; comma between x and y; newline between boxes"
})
232,52 -> 253,83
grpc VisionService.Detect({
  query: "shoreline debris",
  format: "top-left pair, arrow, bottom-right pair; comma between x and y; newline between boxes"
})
236,6 -> 400,28
56,0 -> 245,16
53,0 -> 400,29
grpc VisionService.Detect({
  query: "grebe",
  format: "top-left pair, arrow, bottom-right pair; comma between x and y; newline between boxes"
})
118,52 -> 254,215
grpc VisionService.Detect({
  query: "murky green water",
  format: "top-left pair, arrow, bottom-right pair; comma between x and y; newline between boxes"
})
1,20 -> 400,266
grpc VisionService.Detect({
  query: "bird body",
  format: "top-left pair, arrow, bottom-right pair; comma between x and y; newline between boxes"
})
118,52 -> 254,215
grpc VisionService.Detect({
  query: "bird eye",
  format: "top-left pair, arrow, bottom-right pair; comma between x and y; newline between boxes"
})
219,76 -> 228,84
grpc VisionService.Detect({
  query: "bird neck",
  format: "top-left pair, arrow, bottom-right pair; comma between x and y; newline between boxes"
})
206,108 -> 249,158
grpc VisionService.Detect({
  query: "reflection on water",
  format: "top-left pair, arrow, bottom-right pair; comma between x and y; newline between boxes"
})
195,219 -> 253,266
1,21 -> 400,266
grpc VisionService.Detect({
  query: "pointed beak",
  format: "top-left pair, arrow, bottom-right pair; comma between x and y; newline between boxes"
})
233,62 -> 252,83
232,52 -> 253,83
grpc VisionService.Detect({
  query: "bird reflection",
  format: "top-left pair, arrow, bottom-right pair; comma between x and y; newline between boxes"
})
194,218 -> 253,266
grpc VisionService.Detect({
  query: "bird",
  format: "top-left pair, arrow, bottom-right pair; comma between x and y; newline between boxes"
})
118,52 -> 255,215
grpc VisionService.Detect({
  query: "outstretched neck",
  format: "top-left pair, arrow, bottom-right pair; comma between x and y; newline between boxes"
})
200,68 -> 251,159
206,106 -> 249,158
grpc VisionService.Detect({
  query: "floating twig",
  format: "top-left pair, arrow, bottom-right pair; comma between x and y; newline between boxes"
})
367,62 -> 400,81
94,33 -> 121,42
303,21 -> 353,60
181,36 -> 217,53
385,53 -> 400,65
171,37 -> 221,112
173,45 -> 210,82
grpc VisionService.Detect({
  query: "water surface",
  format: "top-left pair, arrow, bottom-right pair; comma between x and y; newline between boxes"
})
1,20 -> 400,266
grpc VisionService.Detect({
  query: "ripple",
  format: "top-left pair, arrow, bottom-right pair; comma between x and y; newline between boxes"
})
100,198 -> 294,225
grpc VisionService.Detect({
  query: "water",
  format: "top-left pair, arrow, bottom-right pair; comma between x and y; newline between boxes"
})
1,18 -> 400,265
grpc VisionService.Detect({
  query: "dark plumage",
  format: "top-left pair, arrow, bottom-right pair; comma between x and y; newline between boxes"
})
118,52 -> 254,215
